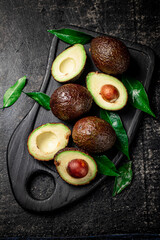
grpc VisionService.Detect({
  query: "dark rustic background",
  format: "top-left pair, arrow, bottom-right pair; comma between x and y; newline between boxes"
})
0,0 -> 160,238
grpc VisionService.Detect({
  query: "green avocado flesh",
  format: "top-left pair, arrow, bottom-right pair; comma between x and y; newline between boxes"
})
86,72 -> 128,111
51,44 -> 86,82
54,148 -> 97,185
27,123 -> 71,161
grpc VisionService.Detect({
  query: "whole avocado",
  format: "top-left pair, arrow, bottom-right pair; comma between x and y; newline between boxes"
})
72,116 -> 116,153
91,36 -> 130,75
50,84 -> 93,121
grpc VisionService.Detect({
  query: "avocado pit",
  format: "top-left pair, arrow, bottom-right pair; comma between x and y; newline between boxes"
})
67,159 -> 89,178
100,84 -> 119,103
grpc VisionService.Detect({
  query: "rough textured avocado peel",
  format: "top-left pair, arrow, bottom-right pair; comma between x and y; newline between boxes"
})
50,84 -> 93,121
91,36 -> 130,75
72,116 -> 116,153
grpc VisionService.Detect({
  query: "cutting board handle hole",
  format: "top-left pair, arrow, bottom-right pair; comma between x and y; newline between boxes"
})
26,170 -> 55,201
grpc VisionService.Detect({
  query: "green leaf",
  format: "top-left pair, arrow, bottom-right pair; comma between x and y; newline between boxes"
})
112,161 -> 132,196
3,76 -> 26,108
47,28 -> 93,45
100,109 -> 130,159
93,155 -> 120,177
24,92 -> 51,110
122,74 -> 155,117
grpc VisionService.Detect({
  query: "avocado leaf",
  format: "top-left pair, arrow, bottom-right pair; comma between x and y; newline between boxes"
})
122,74 -> 155,117
112,161 -> 132,196
23,92 -> 51,110
100,109 -> 130,159
47,28 -> 93,45
2,76 -> 27,108
93,155 -> 120,177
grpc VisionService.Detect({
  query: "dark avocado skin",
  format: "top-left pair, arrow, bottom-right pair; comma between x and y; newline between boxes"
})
72,116 -> 116,153
91,36 -> 130,75
50,84 -> 93,121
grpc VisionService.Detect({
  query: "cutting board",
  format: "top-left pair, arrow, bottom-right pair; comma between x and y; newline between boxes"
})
7,25 -> 155,212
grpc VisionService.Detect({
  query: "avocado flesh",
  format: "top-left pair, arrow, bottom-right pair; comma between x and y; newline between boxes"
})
27,123 -> 71,161
54,148 -> 97,185
51,44 -> 87,83
86,72 -> 128,111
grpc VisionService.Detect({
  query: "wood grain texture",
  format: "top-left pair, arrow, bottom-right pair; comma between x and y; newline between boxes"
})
0,0 -> 160,237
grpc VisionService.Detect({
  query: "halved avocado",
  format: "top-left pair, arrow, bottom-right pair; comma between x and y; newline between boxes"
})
27,123 -> 71,161
54,148 -> 97,185
51,44 -> 87,83
86,72 -> 128,111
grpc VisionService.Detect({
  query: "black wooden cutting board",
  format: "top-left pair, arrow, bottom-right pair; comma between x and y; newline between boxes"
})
7,25 -> 154,212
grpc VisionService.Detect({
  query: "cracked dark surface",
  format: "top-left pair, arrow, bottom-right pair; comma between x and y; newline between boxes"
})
0,0 -> 160,237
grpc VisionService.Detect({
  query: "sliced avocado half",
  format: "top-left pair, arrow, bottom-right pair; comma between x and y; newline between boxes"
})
51,44 -> 87,83
86,72 -> 128,111
54,148 -> 97,185
27,123 -> 71,161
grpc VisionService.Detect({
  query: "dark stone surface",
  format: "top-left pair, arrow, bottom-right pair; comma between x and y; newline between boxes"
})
0,0 -> 160,237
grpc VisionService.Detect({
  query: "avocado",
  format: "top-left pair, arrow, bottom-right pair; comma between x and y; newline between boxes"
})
51,44 -> 87,83
54,148 -> 97,185
27,123 -> 71,161
50,84 -> 93,121
86,72 -> 128,111
72,116 -> 116,153
91,36 -> 130,75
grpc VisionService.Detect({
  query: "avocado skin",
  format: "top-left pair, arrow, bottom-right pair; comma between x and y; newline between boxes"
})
91,36 -> 130,75
72,116 -> 116,153
50,84 -> 93,121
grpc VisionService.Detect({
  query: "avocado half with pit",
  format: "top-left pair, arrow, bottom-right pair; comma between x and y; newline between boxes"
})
27,123 -> 71,161
86,72 -> 128,111
54,148 -> 97,185
51,44 -> 87,83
